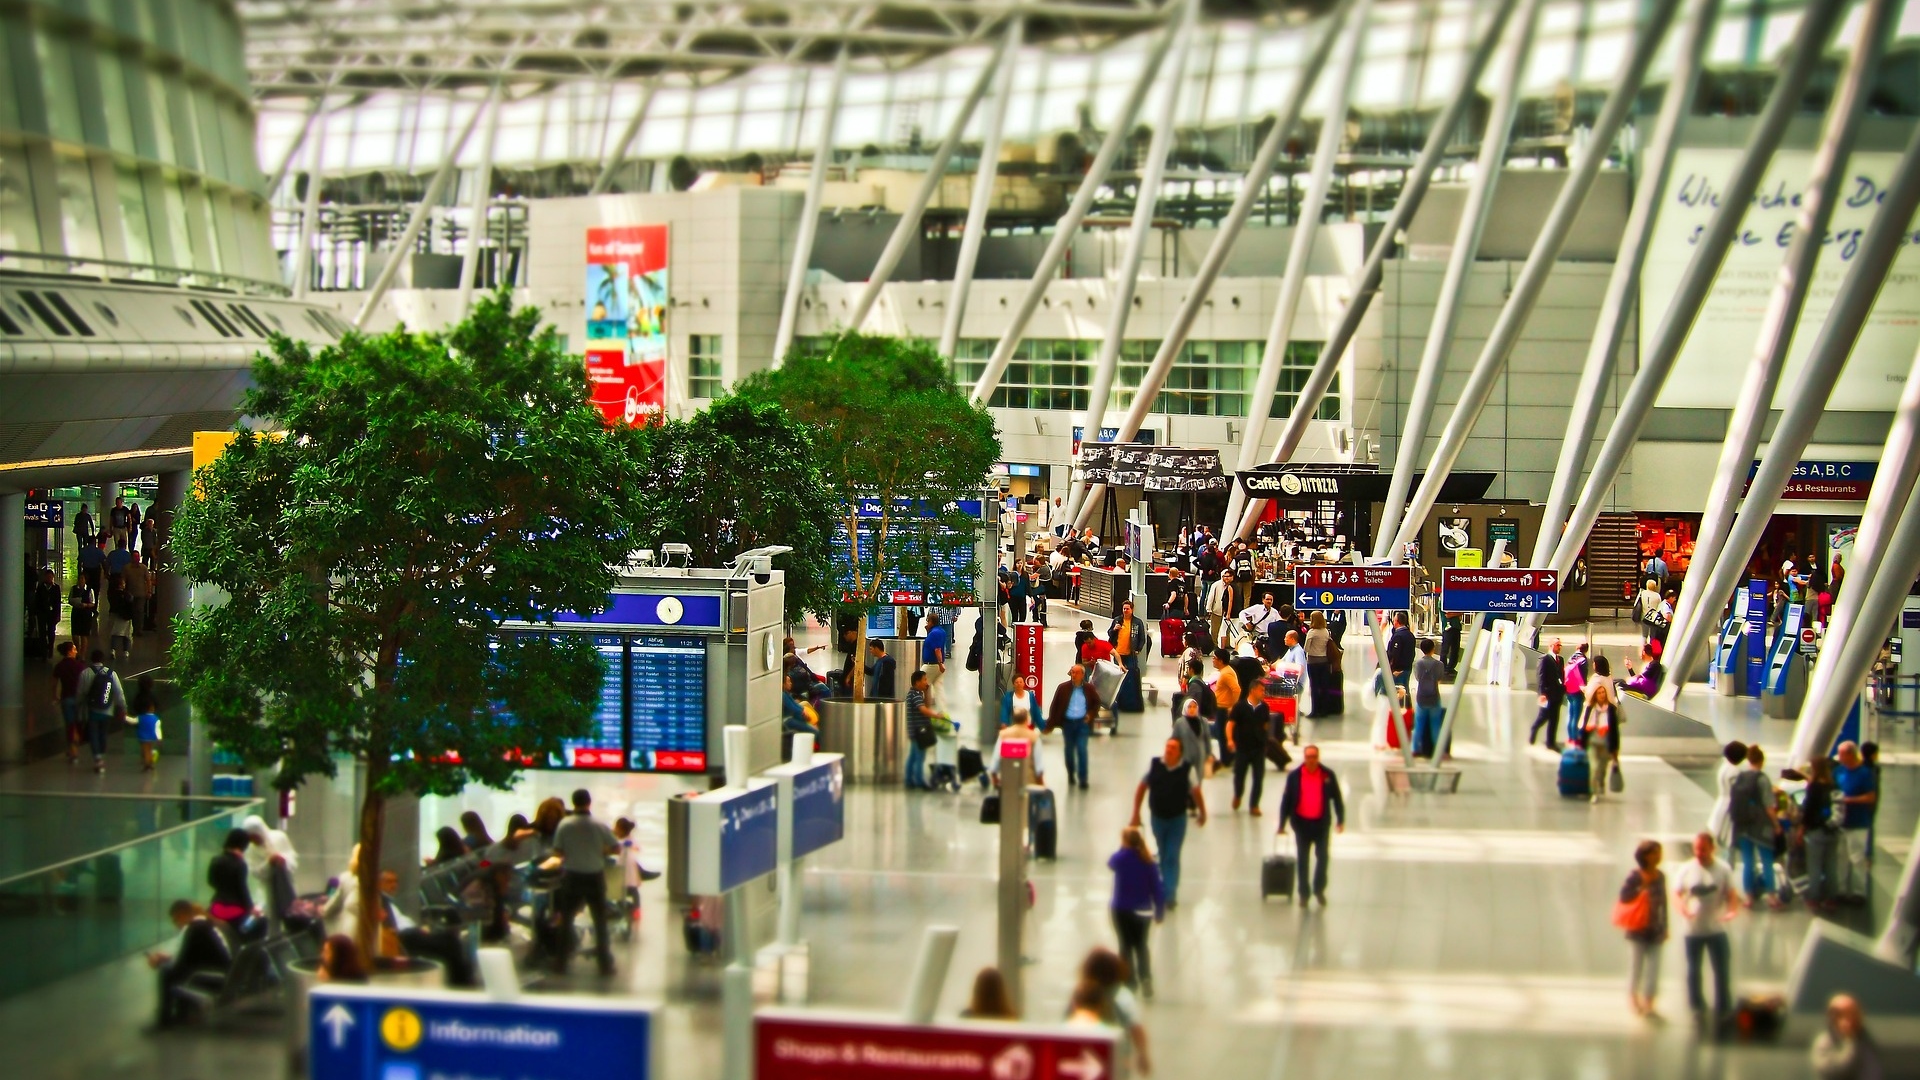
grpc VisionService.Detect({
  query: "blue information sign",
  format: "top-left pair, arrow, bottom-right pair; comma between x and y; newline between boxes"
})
309,985 -> 652,1080
1292,565 -> 1413,611
1745,579 -> 1769,696
789,757 -> 845,860
719,783 -> 779,891
1439,568 -> 1561,613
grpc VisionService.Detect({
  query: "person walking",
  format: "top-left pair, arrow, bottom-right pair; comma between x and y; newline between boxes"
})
1834,741 -> 1879,897
1618,839 -> 1670,1019
1707,741 -> 1748,851
1411,638 -> 1446,759
124,551 -> 151,639
921,613 -> 950,713
904,669 -> 936,791
548,788 -> 618,977
1581,657 -> 1619,802
30,567 -> 59,657
1227,678 -> 1273,815
1130,738 -> 1205,909
1387,613 -> 1415,693
1800,757 -> 1842,910
1049,664 -> 1101,790
1303,613 -> 1333,718
1210,648 -> 1241,766
1531,639 -> 1567,750
1729,745 -> 1786,909
67,577 -> 97,660
74,649 -> 125,773
1674,831 -> 1742,1033
1634,579 -> 1664,644
1173,682 -> 1211,779
1108,600 -> 1148,716
1278,744 -> 1345,906
51,641 -> 86,765
1105,827 -> 1165,1000
1563,643 -> 1590,745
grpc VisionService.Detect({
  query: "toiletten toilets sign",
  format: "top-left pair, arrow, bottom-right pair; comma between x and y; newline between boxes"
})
585,225 -> 670,427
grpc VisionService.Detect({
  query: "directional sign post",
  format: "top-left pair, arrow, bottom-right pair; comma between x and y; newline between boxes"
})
756,1009 -> 1117,1080
310,985 -> 654,1080
1439,568 -> 1562,614
1293,565 -> 1413,611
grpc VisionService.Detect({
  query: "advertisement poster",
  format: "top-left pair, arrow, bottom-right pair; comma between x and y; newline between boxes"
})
585,225 -> 669,426
1486,519 -> 1521,556
1437,517 -> 1471,555
1644,149 -> 1920,412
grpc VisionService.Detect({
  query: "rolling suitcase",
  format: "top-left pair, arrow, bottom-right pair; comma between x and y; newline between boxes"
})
957,747 -> 985,783
1028,786 -> 1058,860
1159,617 -> 1186,656
1557,745 -> 1591,797
1261,851 -> 1295,900
979,793 -> 1001,825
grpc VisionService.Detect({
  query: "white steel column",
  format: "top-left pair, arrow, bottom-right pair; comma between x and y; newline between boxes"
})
841,30 -> 1016,335
772,46 -> 852,367
1224,0 -> 1528,538
355,93 -> 492,328
939,17 -> 1023,359
589,79 -> 660,197
1539,0 -> 1849,618
1659,0 -> 1892,685
1070,0 -> 1394,530
967,20 -> 1180,404
456,81 -> 506,316
290,102 -> 332,299
1217,0 -> 1374,536
1379,0 -> 1683,559
1655,117 -> 1920,709
1062,0 -> 1199,527
1524,0 -> 1717,574
1373,0 -> 1542,544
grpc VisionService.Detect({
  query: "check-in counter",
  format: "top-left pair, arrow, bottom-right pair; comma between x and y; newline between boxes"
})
1077,566 -> 1129,619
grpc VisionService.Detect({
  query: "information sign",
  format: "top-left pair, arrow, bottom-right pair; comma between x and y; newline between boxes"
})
685,781 -> 779,894
1292,566 -> 1413,610
756,1010 -> 1115,1080
1440,568 -> 1561,613
310,985 -> 652,1080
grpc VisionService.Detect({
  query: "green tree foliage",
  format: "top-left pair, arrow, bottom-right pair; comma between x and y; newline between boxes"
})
172,293 -> 649,957
627,395 -> 838,622
735,333 -> 1000,698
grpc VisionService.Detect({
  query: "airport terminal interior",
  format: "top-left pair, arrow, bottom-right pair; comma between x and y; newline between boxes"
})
3,0 -> 1920,1078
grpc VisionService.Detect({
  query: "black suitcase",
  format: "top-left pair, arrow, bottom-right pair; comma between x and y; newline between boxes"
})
979,793 -> 1001,825
1028,786 -> 1058,860
1261,853 -> 1295,900
957,747 -> 985,782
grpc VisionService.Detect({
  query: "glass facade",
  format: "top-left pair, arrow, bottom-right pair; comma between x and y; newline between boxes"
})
0,0 -> 273,289
942,338 -> 1338,421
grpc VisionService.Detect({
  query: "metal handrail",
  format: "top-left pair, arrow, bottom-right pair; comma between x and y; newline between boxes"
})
0,249 -> 292,298
0,795 -> 264,890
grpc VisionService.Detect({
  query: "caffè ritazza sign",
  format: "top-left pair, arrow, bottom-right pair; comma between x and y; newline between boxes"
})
1238,470 -> 1343,497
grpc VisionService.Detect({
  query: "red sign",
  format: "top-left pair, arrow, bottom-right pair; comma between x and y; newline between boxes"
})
1013,622 -> 1044,693
653,750 -> 708,772
585,348 -> 665,428
756,1011 -> 1115,1080
999,738 -> 1031,760
568,747 -> 625,769
1294,565 -> 1413,590
585,222 -> 669,428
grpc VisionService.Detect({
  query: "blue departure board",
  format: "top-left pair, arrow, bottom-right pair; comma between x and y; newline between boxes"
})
550,634 -> 627,769
627,634 -> 709,772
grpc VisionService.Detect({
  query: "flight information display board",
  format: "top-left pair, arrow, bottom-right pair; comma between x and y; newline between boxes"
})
629,634 -> 708,772
551,634 -> 627,769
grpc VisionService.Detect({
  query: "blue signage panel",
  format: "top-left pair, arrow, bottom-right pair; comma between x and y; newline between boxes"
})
789,757 -> 845,860
866,606 -> 897,636
719,784 -> 779,893
1745,579 -> 1769,697
309,986 -> 652,1080
1292,566 -> 1413,611
1767,603 -> 1803,695
547,592 -> 724,630
25,499 -> 62,527
1439,568 -> 1561,613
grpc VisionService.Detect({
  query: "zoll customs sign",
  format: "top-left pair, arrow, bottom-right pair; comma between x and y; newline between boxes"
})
755,1010 -> 1116,1080
585,225 -> 669,427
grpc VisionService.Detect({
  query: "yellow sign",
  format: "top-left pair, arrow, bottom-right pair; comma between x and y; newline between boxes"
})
380,1006 -> 423,1052
192,431 -> 239,472
1455,548 -> 1483,569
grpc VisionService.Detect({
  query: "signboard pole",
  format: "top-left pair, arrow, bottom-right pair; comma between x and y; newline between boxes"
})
997,754 -> 1029,1014
1436,540 -> 1506,757
722,725 -> 754,1080
901,925 -> 961,1024
776,734 -> 814,948
977,497 -> 1002,757
1365,604 -> 1414,769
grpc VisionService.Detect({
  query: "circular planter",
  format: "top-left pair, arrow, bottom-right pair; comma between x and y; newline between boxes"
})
817,698 -> 904,783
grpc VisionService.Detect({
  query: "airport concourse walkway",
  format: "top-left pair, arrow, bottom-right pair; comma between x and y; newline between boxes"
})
2,606 -> 1915,1080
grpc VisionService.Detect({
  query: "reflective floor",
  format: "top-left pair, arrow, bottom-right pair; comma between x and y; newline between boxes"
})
2,605 -> 1914,1079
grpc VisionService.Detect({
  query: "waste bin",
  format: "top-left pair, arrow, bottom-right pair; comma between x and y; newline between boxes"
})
818,699 -> 904,783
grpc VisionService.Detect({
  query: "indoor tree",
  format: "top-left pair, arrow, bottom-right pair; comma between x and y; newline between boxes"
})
171,292 -> 649,961
734,333 -> 1000,700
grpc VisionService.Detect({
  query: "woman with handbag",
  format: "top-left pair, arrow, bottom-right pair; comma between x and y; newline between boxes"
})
1617,839 -> 1669,1018
1583,657 -> 1620,803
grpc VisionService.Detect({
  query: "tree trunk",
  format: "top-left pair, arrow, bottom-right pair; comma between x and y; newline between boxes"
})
354,764 -> 386,963
852,621 -> 869,702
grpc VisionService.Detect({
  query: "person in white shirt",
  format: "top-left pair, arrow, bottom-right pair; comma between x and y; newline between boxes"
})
1206,571 -> 1236,648
1673,831 -> 1743,1030
1239,595 -> 1279,645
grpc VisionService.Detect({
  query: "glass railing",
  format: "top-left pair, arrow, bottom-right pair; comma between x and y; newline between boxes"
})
0,794 -> 262,998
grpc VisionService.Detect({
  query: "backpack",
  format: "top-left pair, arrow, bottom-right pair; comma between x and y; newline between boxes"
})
87,664 -> 115,712
1730,770 -> 1770,832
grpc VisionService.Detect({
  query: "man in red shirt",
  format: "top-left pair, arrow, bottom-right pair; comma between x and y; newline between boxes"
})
1278,745 -> 1345,907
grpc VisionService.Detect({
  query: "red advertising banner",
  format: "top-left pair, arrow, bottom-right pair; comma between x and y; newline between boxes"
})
1013,622 -> 1044,693
757,1011 -> 1116,1080
585,224 -> 669,427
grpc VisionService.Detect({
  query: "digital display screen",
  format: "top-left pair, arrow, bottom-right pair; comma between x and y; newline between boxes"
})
551,635 -> 627,769
628,635 -> 708,772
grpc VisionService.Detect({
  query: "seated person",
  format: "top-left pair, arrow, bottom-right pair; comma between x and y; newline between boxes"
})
148,900 -> 233,1028
207,828 -> 259,938
377,869 -> 476,987
318,932 -> 370,984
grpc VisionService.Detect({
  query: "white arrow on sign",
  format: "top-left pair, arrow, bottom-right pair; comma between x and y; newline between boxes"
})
1058,1049 -> 1105,1080
322,1003 -> 356,1049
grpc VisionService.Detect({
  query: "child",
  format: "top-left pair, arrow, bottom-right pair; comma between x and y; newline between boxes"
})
612,817 -> 643,929
130,673 -> 161,772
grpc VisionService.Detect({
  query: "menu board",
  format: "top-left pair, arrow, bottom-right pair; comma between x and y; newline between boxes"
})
550,634 -> 627,769
628,635 -> 709,772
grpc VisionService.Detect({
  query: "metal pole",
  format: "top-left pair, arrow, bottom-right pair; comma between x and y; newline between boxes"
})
1379,0 -> 1685,559
1374,0 -> 1543,543
996,754 -> 1029,1014
1787,370 -> 1920,766
1221,0 -> 1530,537
1651,121 -> 1920,704
968,20 -> 1180,404
841,31 -> 1015,335
354,93 -> 491,328
939,17 -> 1023,359
1432,540 -> 1506,762
772,44 -> 852,367
721,725 -> 754,1080
1522,0 -> 1718,631
1369,608 -> 1415,768
456,81 -> 506,316
1061,0 -> 1199,529
589,79 -> 660,196
1069,0 -> 1392,529
1218,0 -> 1374,536
1659,0 -> 1893,681
901,925 -> 961,1024
290,102 -> 332,299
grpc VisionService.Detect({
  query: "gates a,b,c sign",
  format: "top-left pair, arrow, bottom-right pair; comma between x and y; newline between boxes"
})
309,985 -> 653,1080
1440,568 -> 1561,613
